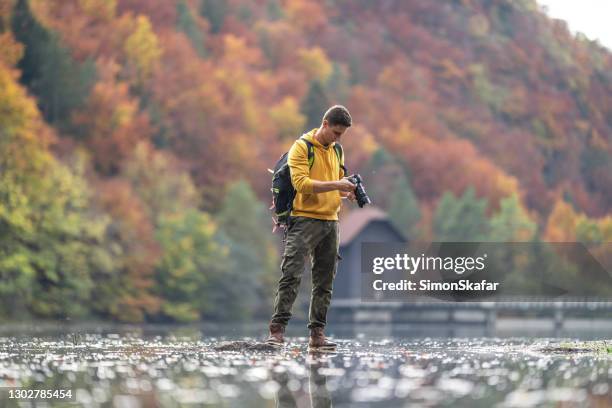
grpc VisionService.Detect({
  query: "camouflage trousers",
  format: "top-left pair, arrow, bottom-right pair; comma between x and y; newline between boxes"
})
271,216 -> 339,329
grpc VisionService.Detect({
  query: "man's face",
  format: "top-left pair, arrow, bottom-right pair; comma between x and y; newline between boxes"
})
321,121 -> 348,145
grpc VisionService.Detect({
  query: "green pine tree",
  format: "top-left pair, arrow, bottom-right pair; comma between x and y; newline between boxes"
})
388,176 -> 421,239
215,180 -> 278,320
301,80 -> 330,130
489,194 -> 536,241
326,63 -> 350,104
11,0 -> 96,129
266,0 -> 284,21
433,187 -> 489,241
177,1 -> 206,57
361,147 -> 404,210
154,209 -> 226,322
200,0 -> 227,34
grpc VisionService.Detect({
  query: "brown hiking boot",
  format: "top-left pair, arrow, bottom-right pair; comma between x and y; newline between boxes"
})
308,327 -> 337,351
265,322 -> 285,347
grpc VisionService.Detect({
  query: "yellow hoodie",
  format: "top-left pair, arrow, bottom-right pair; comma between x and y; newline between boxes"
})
288,128 -> 345,220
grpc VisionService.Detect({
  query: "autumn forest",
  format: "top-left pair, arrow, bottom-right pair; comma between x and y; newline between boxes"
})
0,0 -> 611,322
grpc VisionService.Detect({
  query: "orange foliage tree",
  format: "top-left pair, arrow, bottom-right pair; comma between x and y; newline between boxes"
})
72,60 -> 151,175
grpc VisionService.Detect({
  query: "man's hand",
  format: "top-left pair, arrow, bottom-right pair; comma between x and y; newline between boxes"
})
336,177 -> 356,192
341,191 -> 356,202
311,177 -> 355,193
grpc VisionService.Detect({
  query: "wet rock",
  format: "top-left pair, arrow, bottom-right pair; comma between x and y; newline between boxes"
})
536,341 -> 612,355
539,346 -> 592,354
212,341 -> 279,352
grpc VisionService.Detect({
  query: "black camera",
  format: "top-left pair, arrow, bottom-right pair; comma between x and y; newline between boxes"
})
348,174 -> 372,208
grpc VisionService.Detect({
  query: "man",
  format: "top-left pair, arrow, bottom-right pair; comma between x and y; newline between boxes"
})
267,105 -> 356,351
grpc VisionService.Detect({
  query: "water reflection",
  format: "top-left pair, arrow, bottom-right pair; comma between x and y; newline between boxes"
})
308,355 -> 333,408
272,353 -> 334,408
273,365 -> 298,407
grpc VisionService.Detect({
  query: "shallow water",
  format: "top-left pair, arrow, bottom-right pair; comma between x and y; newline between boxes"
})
0,328 -> 610,407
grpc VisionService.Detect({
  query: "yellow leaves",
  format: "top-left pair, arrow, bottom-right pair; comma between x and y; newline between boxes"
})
0,174 -> 32,232
0,63 -> 56,185
0,253 -> 35,279
221,34 -> 262,67
0,66 -> 82,239
0,63 -> 40,137
359,129 -> 379,156
78,0 -> 116,21
269,96 -> 306,139
378,64 -> 401,90
242,100 -> 259,133
214,68 -> 259,132
336,124 -> 379,170
393,121 -> 424,145
575,215 -> 602,243
297,47 -> 332,82
123,141 -> 199,220
492,172 -> 520,204
111,99 -> 137,129
224,71 -> 253,99
545,198 -> 612,244
544,200 -> 578,242
196,80 -> 224,112
0,32 -> 24,67
213,35 -> 266,133
124,15 -> 162,84
600,216 -> 612,241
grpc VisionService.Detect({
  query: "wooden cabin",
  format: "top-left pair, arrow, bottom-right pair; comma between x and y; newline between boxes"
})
334,207 -> 406,300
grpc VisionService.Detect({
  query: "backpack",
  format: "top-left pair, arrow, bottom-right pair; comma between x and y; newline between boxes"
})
269,136 -> 346,232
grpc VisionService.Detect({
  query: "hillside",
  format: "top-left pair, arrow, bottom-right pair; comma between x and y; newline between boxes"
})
0,0 -> 610,321
5,0 -> 612,213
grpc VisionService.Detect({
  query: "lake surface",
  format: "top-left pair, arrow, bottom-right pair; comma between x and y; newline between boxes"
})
0,325 -> 610,407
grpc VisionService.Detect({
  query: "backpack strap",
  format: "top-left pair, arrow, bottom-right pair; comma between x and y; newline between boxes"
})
333,142 -> 347,177
299,137 -> 347,175
299,136 -> 315,169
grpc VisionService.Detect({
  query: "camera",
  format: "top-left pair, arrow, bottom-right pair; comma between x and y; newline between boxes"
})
348,174 -> 372,208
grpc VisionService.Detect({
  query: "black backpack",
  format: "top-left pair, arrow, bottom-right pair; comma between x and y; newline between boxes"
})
270,136 -> 346,231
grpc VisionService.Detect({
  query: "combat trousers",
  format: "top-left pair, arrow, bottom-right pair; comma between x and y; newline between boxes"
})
271,216 -> 339,329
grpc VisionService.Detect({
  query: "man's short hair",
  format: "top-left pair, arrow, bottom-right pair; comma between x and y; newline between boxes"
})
323,105 -> 352,127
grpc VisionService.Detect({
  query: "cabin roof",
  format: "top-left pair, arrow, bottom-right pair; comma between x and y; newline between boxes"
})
339,206 -> 404,246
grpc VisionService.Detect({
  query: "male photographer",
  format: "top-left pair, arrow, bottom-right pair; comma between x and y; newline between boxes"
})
267,105 -> 355,351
